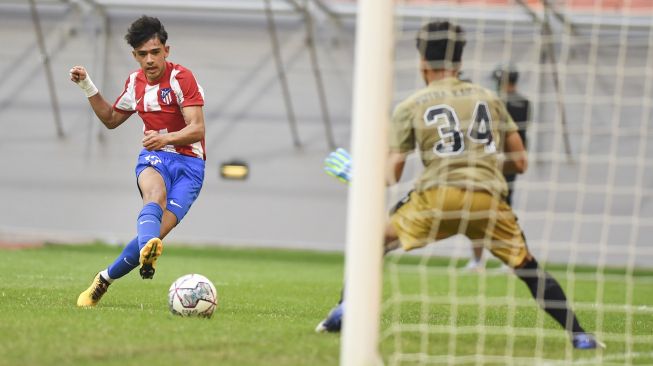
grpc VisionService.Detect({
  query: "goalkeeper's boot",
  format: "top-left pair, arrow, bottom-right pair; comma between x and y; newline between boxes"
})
77,273 -> 110,307
572,333 -> 606,349
315,302 -> 344,333
139,237 -> 163,279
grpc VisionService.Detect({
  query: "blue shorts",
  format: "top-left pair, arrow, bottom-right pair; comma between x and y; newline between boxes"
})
135,149 -> 205,223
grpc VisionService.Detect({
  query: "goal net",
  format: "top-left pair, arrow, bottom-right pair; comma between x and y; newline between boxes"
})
343,1 -> 653,365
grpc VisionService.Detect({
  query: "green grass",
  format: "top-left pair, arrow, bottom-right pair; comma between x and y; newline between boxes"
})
0,244 -> 651,366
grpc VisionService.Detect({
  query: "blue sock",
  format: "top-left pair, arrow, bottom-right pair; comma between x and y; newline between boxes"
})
106,237 -> 139,280
137,202 -> 163,251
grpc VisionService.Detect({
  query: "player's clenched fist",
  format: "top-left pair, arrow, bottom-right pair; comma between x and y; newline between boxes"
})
69,65 -> 98,98
69,66 -> 87,82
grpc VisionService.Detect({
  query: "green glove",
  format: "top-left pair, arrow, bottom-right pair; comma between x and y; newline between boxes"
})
324,148 -> 352,183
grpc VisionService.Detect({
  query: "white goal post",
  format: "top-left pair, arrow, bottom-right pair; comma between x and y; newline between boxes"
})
340,0 -> 394,365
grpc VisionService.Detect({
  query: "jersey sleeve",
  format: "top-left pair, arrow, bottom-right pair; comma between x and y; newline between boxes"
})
171,68 -> 204,108
113,73 -> 137,114
389,100 -> 416,152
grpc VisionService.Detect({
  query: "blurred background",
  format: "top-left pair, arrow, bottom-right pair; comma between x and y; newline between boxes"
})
0,0 -> 651,267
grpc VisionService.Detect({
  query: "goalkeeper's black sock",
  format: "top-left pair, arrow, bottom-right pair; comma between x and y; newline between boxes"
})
515,258 -> 585,334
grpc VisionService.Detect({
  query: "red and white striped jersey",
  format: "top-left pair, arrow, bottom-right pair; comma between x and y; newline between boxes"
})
113,61 -> 206,160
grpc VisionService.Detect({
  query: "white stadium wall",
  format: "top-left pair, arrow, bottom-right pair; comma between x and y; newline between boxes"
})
0,1 -> 651,267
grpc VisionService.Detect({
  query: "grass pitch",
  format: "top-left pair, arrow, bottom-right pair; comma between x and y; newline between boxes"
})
0,244 -> 651,366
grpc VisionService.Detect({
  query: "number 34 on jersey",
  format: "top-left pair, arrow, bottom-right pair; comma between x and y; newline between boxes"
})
424,101 -> 497,157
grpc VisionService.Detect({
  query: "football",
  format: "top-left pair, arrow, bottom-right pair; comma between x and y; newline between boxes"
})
168,274 -> 218,318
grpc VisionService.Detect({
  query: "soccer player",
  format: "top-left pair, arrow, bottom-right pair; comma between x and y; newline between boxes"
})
71,15 -> 206,307
465,64 -> 532,271
317,21 -> 602,349
493,64 -> 531,207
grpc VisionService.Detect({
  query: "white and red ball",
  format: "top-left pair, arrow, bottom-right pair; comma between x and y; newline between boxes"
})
168,274 -> 218,318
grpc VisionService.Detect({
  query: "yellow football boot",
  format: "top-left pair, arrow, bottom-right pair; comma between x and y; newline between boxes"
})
139,237 -> 163,279
77,273 -> 110,307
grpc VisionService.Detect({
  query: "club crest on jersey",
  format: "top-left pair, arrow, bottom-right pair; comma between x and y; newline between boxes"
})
160,88 -> 173,105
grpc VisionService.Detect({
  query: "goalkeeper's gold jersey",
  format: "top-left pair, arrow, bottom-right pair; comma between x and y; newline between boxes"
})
390,77 -> 518,197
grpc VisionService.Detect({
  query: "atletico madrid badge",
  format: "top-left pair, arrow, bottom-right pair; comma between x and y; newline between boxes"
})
160,88 -> 173,105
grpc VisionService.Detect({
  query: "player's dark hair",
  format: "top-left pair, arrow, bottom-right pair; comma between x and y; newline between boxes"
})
125,15 -> 168,49
416,21 -> 466,69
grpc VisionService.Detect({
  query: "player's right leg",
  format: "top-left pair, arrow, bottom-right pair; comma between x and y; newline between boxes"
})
138,236 -> 162,279
136,151 -> 205,279
315,189 -> 450,333
316,217 -> 403,333
315,229 -> 401,333
315,301 -> 344,333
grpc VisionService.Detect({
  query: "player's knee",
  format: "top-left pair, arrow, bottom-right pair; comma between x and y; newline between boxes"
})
138,171 -> 167,205
514,254 -> 535,269
514,257 -> 539,282
141,193 -> 166,208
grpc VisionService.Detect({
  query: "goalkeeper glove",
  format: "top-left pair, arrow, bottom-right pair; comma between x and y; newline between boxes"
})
324,148 -> 352,183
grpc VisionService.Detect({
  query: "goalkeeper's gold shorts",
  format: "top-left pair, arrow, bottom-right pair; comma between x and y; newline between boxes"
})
389,186 -> 530,268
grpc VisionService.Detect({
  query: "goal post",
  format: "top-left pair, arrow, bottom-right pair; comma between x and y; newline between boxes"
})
340,0 -> 394,365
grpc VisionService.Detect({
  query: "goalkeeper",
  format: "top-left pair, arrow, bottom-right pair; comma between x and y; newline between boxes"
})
316,20 -> 602,350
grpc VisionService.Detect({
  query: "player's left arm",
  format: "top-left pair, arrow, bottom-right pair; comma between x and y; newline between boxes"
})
386,100 -> 414,185
142,106 -> 205,151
